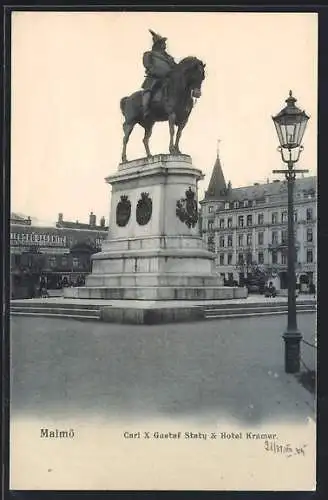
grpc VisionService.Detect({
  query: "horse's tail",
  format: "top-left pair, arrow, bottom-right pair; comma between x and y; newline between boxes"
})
120,96 -> 128,115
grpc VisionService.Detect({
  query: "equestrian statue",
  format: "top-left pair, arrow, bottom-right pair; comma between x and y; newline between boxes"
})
120,30 -> 206,162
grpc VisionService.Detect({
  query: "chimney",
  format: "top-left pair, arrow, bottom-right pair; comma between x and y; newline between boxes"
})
89,211 -> 96,227
58,213 -> 63,223
100,216 -> 106,228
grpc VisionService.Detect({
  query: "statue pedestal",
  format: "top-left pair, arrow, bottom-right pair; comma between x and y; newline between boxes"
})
64,154 -> 244,301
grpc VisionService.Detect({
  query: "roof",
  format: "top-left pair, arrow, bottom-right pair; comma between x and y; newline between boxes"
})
229,176 -> 316,201
205,151 -> 227,200
56,221 -> 107,231
203,167 -> 316,203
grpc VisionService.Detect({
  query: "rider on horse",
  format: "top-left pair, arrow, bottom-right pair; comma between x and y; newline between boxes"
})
142,30 -> 177,118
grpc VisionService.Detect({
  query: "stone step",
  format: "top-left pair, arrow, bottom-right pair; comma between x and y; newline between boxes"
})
204,303 -> 316,315
204,304 -> 316,317
204,309 -> 315,320
10,306 -> 100,317
10,311 -> 100,321
10,301 -> 101,311
203,300 -> 316,311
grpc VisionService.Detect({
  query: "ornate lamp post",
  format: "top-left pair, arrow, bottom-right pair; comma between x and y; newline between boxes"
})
272,90 -> 310,373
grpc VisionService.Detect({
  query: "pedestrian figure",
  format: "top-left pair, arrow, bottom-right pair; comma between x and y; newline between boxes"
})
265,281 -> 277,298
40,285 -> 49,298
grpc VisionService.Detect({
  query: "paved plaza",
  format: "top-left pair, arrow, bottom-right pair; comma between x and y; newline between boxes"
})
10,312 -> 316,424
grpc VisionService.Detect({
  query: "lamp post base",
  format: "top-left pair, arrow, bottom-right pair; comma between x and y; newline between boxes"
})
283,329 -> 302,373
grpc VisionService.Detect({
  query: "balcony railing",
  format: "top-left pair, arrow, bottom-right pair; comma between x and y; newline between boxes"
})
268,240 -> 300,250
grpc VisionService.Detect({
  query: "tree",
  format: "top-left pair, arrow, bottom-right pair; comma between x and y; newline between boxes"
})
235,247 -> 271,290
235,247 -> 253,277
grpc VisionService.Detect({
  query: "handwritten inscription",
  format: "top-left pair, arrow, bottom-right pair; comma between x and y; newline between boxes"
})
264,440 -> 307,458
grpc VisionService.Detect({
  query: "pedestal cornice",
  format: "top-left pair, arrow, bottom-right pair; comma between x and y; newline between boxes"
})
106,154 -> 204,185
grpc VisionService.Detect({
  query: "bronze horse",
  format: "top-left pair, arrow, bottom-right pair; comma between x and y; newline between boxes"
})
120,57 -> 206,162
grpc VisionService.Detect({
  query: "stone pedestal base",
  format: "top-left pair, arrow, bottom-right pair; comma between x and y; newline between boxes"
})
64,284 -> 241,301
64,154 -> 241,302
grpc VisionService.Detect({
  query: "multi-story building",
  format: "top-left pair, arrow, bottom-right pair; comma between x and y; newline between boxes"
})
200,150 -> 317,290
10,212 -> 108,297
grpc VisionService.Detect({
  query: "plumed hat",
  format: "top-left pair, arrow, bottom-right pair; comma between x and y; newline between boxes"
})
149,29 -> 167,44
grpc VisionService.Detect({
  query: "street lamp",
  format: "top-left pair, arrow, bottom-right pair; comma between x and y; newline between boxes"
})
272,90 -> 310,373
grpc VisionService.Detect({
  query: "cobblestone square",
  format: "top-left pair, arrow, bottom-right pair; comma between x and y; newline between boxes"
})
10,313 -> 316,424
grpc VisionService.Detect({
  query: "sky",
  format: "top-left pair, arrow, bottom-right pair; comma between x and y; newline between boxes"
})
11,11 -> 317,225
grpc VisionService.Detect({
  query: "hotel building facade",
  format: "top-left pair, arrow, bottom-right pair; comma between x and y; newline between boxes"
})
200,151 -> 317,290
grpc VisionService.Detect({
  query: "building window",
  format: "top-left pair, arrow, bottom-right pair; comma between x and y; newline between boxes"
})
294,210 -> 298,222
48,256 -> 56,268
246,214 -> 252,227
238,234 -> 244,247
272,251 -> 278,264
227,235 -> 233,247
208,221 -> 214,231
258,213 -> 264,225
73,257 -> 79,268
281,211 -> 288,223
307,228 -> 313,242
207,236 -> 215,252
258,232 -> 264,245
307,250 -> 313,263
272,212 -> 278,224
258,252 -> 264,264
238,216 -> 244,227
224,202 -> 230,209
238,253 -> 244,265
281,230 -> 288,244
306,208 -> 313,221
246,252 -> 252,265
234,201 -> 239,209
219,236 -> 225,247
219,254 -> 225,265
227,217 -> 232,228
244,200 -> 248,208
208,206 -> 213,213
219,218 -> 225,228
281,253 -> 287,265
62,256 -> 68,267
272,231 -> 278,244
227,254 -> 233,265
246,233 -> 252,246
